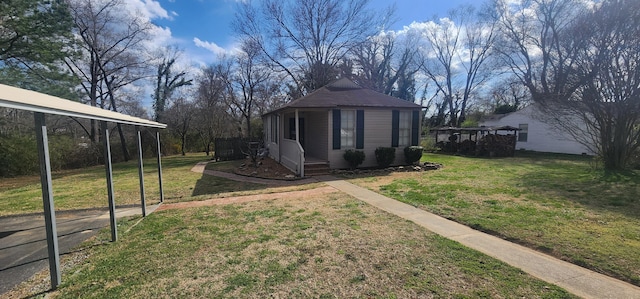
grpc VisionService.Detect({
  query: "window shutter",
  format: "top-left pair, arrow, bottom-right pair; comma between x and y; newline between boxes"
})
391,110 -> 399,147
411,110 -> 420,146
332,109 -> 341,149
289,118 -> 295,139
356,110 -> 364,149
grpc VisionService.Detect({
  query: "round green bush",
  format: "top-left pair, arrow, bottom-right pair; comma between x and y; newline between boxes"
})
343,149 -> 365,169
404,146 -> 424,164
375,147 -> 396,168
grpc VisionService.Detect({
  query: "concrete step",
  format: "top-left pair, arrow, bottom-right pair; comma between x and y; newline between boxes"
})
304,162 -> 331,176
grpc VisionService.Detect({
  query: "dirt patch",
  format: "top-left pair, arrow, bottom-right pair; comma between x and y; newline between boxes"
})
348,171 -> 421,190
157,186 -> 339,211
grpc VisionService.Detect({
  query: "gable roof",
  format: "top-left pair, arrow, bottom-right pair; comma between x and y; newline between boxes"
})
265,78 -> 422,114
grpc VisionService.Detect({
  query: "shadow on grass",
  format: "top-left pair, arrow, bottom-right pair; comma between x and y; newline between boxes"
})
516,159 -> 639,219
191,174 -> 266,196
437,151 -> 638,218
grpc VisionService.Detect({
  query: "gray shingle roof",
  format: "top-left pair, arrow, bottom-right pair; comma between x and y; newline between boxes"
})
266,78 -> 422,114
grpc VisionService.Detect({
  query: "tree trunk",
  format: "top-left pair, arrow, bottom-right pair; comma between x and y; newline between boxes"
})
106,84 -> 130,161
181,133 -> 187,156
116,123 -> 130,161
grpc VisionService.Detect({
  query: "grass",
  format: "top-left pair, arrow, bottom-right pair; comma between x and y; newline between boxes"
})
0,153 -> 266,216
349,151 -> 640,286
40,192 -> 573,298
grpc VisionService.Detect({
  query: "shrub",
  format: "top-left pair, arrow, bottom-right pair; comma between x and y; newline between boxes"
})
420,135 -> 440,152
343,149 -> 365,169
0,133 -> 38,177
375,147 -> 396,168
404,146 -> 423,164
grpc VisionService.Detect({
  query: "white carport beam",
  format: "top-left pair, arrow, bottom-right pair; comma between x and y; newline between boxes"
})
34,112 -> 61,289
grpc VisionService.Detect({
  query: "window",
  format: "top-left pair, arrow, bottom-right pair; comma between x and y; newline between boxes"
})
341,110 -> 355,148
518,124 -> 528,142
399,111 -> 411,146
333,109 -> 364,150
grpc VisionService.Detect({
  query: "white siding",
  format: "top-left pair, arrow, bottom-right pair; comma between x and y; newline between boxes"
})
328,108 -> 411,169
480,106 -> 593,155
264,114 -> 280,162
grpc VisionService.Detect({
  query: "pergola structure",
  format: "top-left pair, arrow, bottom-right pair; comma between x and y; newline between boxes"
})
430,126 -> 521,144
0,84 -> 167,289
429,126 -> 521,156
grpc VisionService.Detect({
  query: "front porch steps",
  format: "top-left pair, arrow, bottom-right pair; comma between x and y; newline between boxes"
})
304,161 -> 331,176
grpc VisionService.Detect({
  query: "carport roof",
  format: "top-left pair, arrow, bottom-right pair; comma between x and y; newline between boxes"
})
0,83 -> 166,128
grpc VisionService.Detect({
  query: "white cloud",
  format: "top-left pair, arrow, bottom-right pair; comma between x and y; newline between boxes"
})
143,26 -> 174,53
193,37 -> 235,56
124,0 -> 171,20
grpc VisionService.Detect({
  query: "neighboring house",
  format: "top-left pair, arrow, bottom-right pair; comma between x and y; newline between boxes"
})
479,105 -> 593,155
263,78 -> 422,176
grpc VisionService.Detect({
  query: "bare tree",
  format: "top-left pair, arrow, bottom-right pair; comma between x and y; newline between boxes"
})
194,65 -> 236,156
351,31 -> 420,100
491,0 -> 588,103
484,78 -> 531,114
65,0 -> 153,149
218,40 -> 276,138
571,0 -> 640,169
165,97 -> 194,156
493,0 -> 640,169
234,0 -> 385,95
419,4 -> 497,126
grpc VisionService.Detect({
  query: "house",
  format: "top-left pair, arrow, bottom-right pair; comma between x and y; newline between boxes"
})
263,78 -> 423,176
479,105 -> 594,155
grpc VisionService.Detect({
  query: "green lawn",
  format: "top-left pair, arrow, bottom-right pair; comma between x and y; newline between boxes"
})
3,150 -> 636,296
349,151 -> 640,286
0,153 -> 265,216
45,193 -> 573,298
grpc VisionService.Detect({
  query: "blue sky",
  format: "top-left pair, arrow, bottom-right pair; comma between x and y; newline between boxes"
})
150,0 -> 476,65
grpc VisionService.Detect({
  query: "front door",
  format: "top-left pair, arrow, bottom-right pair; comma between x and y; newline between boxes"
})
289,117 -> 305,149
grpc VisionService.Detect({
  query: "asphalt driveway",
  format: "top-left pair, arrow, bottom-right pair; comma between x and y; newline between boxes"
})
0,206 -> 151,295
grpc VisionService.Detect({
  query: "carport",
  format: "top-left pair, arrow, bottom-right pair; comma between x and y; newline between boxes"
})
0,84 -> 167,290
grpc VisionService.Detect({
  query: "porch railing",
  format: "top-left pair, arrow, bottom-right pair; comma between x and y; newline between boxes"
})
280,138 -> 305,177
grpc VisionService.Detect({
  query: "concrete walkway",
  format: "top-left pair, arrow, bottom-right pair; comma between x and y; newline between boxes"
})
324,180 -> 640,299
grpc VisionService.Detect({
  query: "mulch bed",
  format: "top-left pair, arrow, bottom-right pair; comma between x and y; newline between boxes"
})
234,157 -> 298,180
232,157 -> 443,179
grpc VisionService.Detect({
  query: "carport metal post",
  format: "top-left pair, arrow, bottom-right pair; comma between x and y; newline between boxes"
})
156,131 -> 164,202
34,112 -> 61,289
136,128 -> 147,217
101,121 -> 118,242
